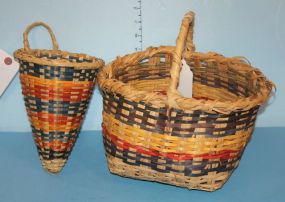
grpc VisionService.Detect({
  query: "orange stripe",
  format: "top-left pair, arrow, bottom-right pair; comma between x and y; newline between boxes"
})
21,77 -> 94,101
35,137 -> 75,152
21,84 -> 92,93
22,86 -> 92,102
28,111 -> 82,132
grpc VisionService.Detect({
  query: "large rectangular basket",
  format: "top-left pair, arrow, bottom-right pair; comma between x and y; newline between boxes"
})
14,22 -> 104,174
97,11 -> 274,191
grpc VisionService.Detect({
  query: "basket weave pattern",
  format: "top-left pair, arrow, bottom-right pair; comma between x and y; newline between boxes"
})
98,12 -> 274,191
15,22 -> 104,173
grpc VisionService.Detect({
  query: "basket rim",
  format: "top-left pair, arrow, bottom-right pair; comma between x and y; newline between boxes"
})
14,48 -> 104,69
97,46 -> 274,114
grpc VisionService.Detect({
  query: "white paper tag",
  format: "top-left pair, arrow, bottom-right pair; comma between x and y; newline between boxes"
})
178,59 -> 193,98
0,50 -> 19,97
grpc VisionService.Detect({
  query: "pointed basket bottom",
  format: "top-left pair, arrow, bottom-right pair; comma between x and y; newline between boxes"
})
32,127 -> 80,174
40,158 -> 68,174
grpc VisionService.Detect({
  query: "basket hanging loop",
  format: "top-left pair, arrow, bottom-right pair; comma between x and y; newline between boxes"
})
168,11 -> 195,95
23,21 -> 59,51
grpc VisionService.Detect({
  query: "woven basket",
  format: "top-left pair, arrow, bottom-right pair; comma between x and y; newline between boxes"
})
97,11 -> 274,191
14,22 -> 104,173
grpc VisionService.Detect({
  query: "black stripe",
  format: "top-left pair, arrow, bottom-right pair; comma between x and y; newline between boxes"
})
31,126 -> 80,141
36,146 -> 73,160
103,92 -> 259,137
24,96 -> 90,116
19,60 -> 98,81
32,127 -> 80,160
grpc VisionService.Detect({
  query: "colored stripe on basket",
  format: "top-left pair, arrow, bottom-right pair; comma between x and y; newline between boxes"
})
103,112 -> 252,155
31,126 -> 79,140
21,82 -> 94,94
102,126 -> 239,161
19,61 -> 98,81
20,73 -> 95,85
24,96 -> 90,115
32,127 -> 80,160
21,85 -> 94,102
28,111 -> 83,132
102,92 -> 259,137
103,130 -> 240,177
35,138 -> 76,152
22,89 -> 93,102
36,146 -> 71,160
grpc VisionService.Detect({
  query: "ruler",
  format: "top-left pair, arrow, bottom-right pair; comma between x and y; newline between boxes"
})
134,0 -> 143,51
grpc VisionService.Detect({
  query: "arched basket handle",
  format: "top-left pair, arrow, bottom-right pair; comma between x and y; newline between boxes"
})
168,11 -> 195,95
23,21 -> 59,51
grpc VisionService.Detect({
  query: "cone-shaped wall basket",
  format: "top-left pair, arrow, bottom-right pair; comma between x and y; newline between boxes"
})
14,22 -> 104,173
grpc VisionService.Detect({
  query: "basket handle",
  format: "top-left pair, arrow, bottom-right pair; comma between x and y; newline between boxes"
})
168,11 -> 195,94
23,22 -> 59,51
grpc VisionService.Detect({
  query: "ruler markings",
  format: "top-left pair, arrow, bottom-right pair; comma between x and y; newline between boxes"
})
134,0 -> 143,51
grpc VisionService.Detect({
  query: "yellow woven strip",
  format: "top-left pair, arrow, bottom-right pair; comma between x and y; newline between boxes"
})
103,112 -> 252,155
20,74 -> 94,86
